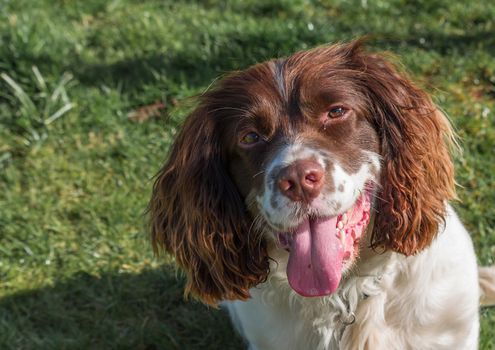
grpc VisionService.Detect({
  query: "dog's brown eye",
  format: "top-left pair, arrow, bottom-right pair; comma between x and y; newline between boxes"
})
328,106 -> 347,118
240,132 -> 260,145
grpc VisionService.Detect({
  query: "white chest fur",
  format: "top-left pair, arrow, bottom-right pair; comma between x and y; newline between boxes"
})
224,206 -> 480,350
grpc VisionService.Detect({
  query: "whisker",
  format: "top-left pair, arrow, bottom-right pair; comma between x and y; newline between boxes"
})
252,170 -> 265,178
208,106 -> 253,115
246,215 -> 261,245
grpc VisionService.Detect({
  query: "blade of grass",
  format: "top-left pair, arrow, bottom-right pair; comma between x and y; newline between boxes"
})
1,72 -> 38,121
43,102 -> 73,126
31,66 -> 47,92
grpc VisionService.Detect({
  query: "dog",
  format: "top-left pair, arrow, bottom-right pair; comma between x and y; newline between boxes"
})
149,40 -> 495,349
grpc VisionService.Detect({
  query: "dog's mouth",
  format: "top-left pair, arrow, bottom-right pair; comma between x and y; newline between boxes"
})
276,190 -> 372,297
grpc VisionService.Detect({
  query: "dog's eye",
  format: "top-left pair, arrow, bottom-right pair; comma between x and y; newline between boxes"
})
328,106 -> 347,119
240,131 -> 260,145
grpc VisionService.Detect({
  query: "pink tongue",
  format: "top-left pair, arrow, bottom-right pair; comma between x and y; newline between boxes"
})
287,216 -> 343,297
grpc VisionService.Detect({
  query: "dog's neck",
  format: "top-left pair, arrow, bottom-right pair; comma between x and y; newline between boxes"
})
261,225 -> 396,348
262,214 -> 397,342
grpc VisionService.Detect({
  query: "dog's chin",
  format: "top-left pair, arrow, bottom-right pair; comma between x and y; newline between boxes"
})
264,190 -> 372,297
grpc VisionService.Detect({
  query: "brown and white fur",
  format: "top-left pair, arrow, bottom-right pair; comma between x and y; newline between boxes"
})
149,40 -> 495,350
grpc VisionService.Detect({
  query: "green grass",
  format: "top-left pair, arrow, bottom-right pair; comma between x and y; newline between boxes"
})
0,0 -> 494,349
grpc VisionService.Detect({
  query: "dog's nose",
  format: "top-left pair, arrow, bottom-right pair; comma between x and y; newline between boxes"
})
277,159 -> 324,202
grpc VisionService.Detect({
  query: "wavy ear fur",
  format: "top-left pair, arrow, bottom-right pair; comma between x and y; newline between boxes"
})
148,102 -> 268,306
287,39 -> 455,256
352,44 -> 456,255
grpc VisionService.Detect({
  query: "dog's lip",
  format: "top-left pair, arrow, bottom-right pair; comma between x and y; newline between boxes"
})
272,184 -> 375,250
275,213 -> 342,233
265,205 -> 344,233
268,195 -> 370,233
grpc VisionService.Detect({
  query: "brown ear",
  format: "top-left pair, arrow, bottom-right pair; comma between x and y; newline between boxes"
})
148,102 -> 268,306
355,47 -> 456,256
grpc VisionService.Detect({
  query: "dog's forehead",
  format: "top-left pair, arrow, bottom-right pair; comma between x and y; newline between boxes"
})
231,56 -> 367,117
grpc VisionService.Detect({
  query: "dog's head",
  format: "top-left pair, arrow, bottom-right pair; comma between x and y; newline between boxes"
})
149,40 -> 455,305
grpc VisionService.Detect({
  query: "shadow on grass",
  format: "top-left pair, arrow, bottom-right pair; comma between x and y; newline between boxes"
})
66,25 -> 333,95
0,267 -> 243,350
377,29 -> 495,55
68,27 -> 495,96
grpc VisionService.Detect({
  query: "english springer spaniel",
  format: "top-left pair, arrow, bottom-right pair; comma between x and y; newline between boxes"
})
149,40 -> 495,349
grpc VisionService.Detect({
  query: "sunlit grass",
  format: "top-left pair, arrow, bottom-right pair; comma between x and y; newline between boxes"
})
0,0 -> 494,349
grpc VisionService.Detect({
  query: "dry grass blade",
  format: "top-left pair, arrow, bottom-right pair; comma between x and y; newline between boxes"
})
127,101 -> 166,122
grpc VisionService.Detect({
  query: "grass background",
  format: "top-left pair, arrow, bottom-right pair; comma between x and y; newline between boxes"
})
0,0 -> 494,349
